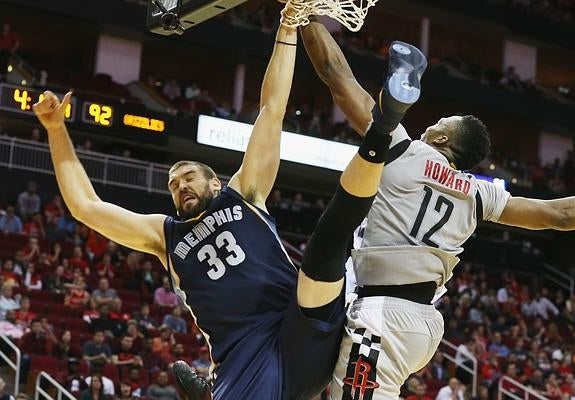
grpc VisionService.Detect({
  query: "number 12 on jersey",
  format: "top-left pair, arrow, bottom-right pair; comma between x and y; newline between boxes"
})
197,230 -> 246,280
410,185 -> 454,248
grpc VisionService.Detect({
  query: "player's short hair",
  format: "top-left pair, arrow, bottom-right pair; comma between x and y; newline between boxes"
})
452,115 -> 490,171
169,160 -> 217,180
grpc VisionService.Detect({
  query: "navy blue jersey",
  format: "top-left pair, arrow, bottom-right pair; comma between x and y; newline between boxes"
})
164,186 -> 346,399
163,187 -> 297,355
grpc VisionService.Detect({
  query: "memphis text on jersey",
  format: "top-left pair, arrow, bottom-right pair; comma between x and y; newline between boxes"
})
424,160 -> 471,195
174,206 -> 243,259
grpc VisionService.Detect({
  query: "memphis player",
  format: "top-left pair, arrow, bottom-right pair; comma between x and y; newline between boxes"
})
301,18 -> 575,399
32,3 -> 428,399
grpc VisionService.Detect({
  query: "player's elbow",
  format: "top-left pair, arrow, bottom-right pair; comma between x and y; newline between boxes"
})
554,211 -> 573,231
68,198 -> 101,225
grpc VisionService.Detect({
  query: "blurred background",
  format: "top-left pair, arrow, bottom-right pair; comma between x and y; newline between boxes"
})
0,0 -> 574,398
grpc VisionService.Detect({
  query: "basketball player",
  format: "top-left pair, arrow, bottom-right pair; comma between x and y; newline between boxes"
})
32,8 -> 427,400
301,18 -> 575,399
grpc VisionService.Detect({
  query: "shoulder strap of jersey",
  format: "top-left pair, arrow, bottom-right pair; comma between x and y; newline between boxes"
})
386,139 -> 412,165
475,191 -> 484,222
163,216 -> 176,292
222,186 -> 277,226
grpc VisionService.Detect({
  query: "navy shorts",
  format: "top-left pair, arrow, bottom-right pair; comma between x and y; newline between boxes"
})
211,289 -> 346,400
279,288 -> 346,400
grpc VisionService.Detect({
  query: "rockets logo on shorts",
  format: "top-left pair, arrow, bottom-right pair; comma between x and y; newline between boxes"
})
342,328 -> 381,400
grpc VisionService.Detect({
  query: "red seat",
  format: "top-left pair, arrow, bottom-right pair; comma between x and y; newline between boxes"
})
64,318 -> 89,333
102,363 -> 119,382
117,289 -> 141,303
29,290 -> 63,304
31,355 -> 60,374
174,332 -> 196,347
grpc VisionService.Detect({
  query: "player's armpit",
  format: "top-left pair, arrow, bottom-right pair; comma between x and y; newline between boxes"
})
73,200 -> 167,260
497,196 -> 575,231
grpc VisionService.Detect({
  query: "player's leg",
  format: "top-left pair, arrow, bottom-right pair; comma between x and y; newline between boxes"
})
297,41 -> 427,313
331,299 -> 444,399
280,42 -> 428,400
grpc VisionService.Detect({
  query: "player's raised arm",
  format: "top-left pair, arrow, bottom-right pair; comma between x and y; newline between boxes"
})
300,17 -> 374,134
227,11 -> 298,210
497,196 -> 575,231
33,91 -> 166,260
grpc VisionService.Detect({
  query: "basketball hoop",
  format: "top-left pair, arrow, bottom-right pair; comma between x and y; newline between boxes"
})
280,0 -> 378,31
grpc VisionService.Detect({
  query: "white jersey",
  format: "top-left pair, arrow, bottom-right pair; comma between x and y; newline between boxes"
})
352,125 -> 510,299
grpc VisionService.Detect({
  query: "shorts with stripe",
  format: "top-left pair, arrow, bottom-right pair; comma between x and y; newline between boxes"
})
330,296 -> 444,400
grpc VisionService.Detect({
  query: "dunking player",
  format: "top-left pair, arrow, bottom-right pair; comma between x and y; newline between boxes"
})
32,5 -> 427,400
301,18 -> 575,399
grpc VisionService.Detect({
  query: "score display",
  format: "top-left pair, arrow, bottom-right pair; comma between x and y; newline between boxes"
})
82,102 -> 114,127
0,84 -> 168,139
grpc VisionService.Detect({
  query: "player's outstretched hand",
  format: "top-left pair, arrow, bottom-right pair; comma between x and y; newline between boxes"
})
33,90 -> 72,131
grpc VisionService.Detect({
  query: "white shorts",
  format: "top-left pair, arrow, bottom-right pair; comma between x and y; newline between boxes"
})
330,296 -> 444,400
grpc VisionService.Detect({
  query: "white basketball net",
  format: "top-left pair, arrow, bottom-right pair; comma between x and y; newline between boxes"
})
281,0 -> 379,32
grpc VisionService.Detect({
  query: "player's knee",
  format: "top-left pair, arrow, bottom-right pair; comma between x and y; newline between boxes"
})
297,271 -> 343,309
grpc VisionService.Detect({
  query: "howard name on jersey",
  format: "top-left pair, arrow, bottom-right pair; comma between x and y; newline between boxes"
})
353,125 -> 510,290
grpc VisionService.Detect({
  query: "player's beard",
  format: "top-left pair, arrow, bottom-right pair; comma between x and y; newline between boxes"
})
178,183 -> 214,220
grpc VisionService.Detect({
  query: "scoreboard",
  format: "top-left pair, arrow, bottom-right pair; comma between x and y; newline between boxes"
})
0,84 -> 169,142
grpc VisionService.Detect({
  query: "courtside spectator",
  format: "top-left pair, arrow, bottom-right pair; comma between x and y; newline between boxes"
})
0,284 -> 20,319
435,378 -> 464,400
23,264 -> 42,290
152,325 -> 175,362
17,181 -> 41,219
154,277 -> 178,307
23,212 -> 45,238
20,318 -> 57,382
82,330 -> 112,371
162,306 -> 187,334
0,206 -> 22,234
191,346 -> 210,378
140,337 -> 164,371
146,371 -> 179,400
80,374 -> 111,400
14,296 -> 36,328
53,330 -> 82,361
117,381 -> 139,400
111,335 -> 143,368
1,260 -> 21,287
406,383 -> 431,400
44,264 -> 66,294
125,367 -> 147,397
64,277 -> 90,308
0,310 -> 25,340
133,303 -> 157,330
68,246 -> 90,276
92,278 -> 119,308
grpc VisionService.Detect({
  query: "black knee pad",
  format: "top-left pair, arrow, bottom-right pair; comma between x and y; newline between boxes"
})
301,186 -> 375,282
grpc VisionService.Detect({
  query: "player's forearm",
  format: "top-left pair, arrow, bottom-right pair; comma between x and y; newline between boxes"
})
548,197 -> 575,230
47,123 -> 100,218
259,25 -> 297,115
300,19 -> 354,84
